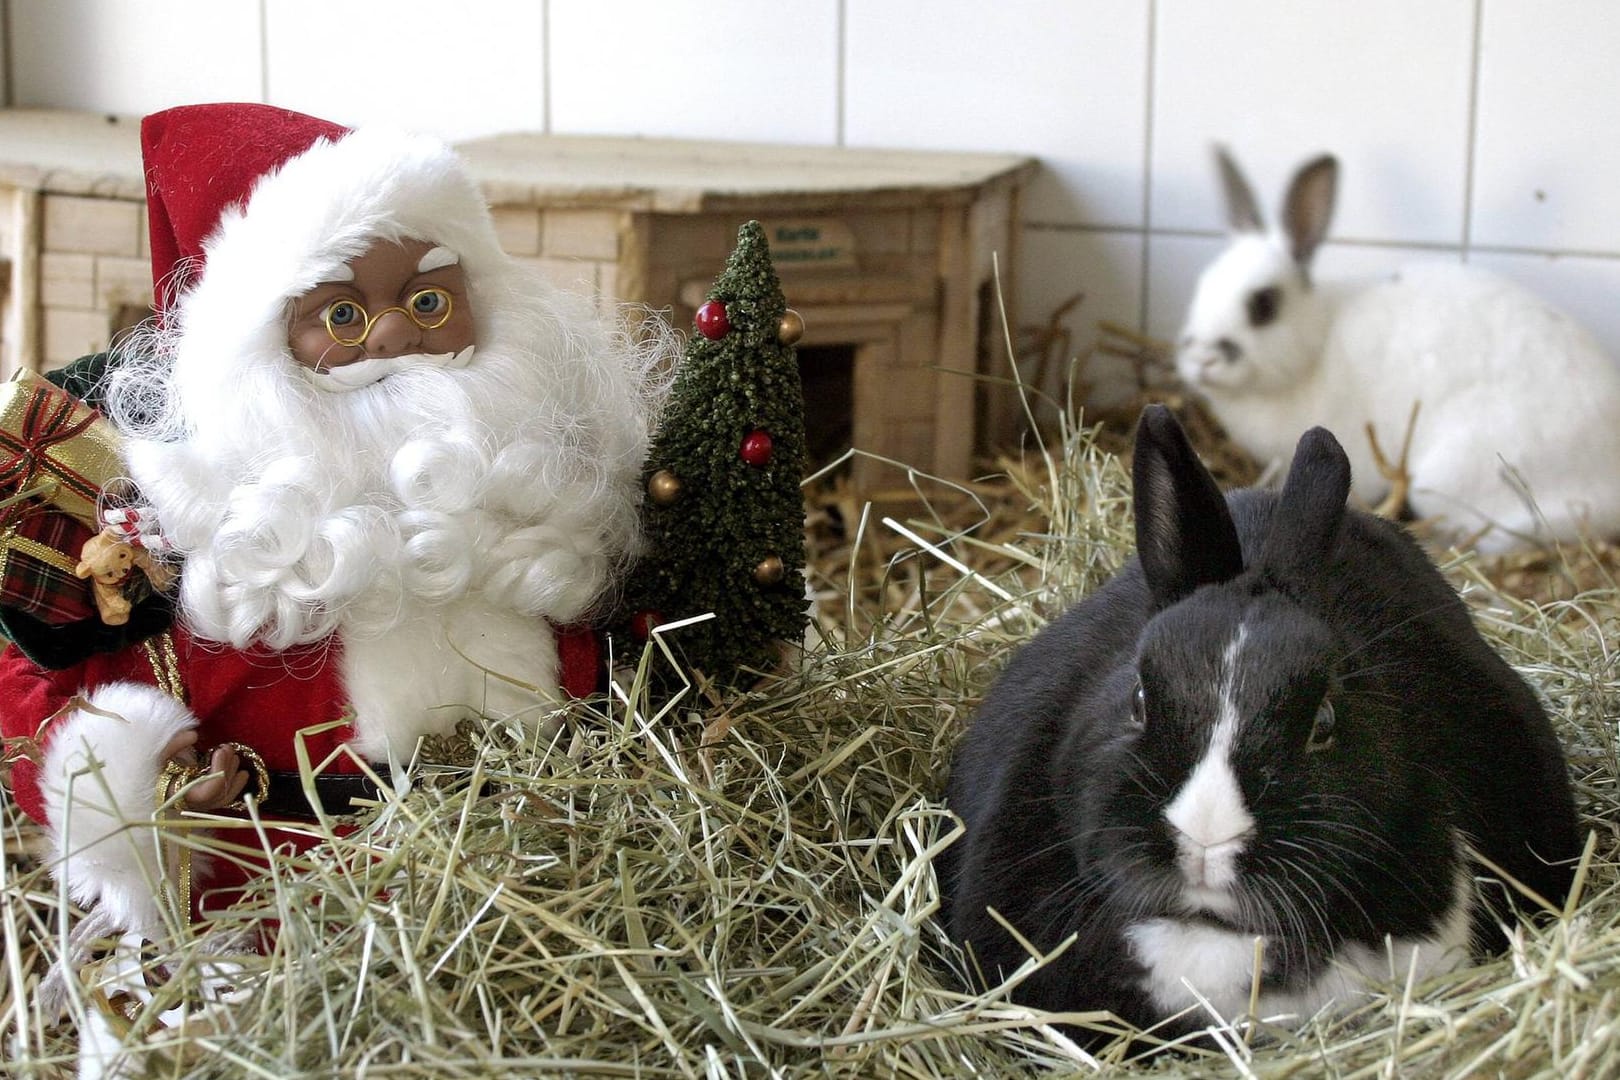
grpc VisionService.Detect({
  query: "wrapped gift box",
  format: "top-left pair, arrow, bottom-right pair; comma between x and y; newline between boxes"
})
0,370 -> 125,624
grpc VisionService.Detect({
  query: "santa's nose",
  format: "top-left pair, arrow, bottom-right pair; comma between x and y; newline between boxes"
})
364,308 -> 422,357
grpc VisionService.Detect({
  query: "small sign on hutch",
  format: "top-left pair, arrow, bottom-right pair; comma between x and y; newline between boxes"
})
768,220 -> 857,271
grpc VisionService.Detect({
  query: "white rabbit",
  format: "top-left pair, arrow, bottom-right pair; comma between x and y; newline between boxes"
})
1175,147 -> 1620,552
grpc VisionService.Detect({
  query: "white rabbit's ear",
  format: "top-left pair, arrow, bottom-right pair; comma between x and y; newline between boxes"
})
1214,145 -> 1265,233
1281,155 -> 1339,268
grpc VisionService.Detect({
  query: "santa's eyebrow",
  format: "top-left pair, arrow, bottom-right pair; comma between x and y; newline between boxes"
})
324,263 -> 357,283
418,246 -> 459,273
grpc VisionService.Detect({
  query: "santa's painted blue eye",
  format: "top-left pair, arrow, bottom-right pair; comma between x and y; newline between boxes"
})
325,301 -> 361,327
405,287 -> 453,329
411,289 -> 449,316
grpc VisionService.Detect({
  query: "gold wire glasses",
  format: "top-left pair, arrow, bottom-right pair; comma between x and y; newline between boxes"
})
322,287 -> 454,347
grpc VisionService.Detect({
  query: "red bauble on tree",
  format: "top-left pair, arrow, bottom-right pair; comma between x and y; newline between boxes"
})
694,300 -> 731,340
739,429 -> 774,467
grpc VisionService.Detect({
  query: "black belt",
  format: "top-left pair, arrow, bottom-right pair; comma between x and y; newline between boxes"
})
255,771 -> 494,819
258,771 -> 384,819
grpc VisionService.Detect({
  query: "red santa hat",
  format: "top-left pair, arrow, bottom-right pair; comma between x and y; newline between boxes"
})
142,103 -> 348,319
139,102 -> 507,331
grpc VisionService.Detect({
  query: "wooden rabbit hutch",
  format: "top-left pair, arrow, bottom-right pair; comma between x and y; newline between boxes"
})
0,110 -> 1036,486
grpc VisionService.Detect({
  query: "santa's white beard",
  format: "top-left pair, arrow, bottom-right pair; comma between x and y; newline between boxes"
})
113,280 -> 660,654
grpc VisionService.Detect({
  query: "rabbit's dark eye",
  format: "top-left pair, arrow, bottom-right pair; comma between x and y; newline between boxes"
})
1306,700 -> 1337,753
1130,682 -> 1147,730
1246,285 -> 1282,328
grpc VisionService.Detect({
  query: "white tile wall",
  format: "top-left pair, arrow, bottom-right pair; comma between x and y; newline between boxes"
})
548,0 -> 840,144
1143,232 -> 1224,343
1472,1 -> 1620,252
9,0 -> 263,114
1151,0 -> 1477,244
265,1 -> 546,138
1021,228 -> 1145,407
845,0 -> 1151,228
5,0 -> 1620,399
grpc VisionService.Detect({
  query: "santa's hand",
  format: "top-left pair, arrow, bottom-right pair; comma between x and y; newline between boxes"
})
158,733 -> 254,810
160,729 -> 199,764
190,745 -> 252,809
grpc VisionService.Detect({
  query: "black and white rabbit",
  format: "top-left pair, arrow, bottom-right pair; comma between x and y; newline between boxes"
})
940,405 -> 1579,1039
1175,147 -> 1620,552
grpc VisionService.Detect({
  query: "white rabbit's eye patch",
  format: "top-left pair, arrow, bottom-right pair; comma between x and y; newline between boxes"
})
1246,285 -> 1282,328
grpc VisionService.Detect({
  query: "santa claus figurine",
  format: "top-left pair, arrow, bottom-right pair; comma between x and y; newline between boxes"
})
0,103 -> 660,940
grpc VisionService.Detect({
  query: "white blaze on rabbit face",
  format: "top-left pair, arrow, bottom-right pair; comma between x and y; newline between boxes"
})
1162,626 -> 1255,913
1175,236 -> 1322,394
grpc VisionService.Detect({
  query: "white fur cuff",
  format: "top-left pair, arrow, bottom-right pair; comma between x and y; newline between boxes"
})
40,682 -> 198,936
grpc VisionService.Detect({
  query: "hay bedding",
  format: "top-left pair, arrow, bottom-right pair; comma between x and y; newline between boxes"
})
3,401 -> 1619,1078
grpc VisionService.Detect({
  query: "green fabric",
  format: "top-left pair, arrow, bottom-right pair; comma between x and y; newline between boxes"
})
44,350 -> 118,411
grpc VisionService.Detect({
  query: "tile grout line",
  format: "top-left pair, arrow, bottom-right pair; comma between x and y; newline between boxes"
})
1139,0 -> 1158,336
1,0 -> 12,107
541,0 -> 552,135
1025,219 -> 1620,263
258,0 -> 270,104
835,0 -> 847,146
1460,0 -> 1484,262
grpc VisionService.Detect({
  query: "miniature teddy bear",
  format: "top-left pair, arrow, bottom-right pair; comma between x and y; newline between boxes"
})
75,529 -> 172,626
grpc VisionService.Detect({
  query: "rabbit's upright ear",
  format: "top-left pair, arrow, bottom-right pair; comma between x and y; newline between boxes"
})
1215,145 -> 1265,233
1281,154 -> 1339,268
1258,426 -> 1351,580
1133,405 -> 1244,610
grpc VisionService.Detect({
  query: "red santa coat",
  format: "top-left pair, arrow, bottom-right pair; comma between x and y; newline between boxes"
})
0,621 -> 598,933
2,626 -> 350,824
1,625 -> 361,930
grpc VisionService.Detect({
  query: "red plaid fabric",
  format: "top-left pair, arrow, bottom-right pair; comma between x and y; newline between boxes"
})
0,506 -> 95,624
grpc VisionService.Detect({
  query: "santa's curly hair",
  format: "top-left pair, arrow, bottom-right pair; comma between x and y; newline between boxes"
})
108,108 -> 667,652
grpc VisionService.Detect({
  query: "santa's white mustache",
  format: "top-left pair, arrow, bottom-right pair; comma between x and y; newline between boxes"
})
301,345 -> 476,392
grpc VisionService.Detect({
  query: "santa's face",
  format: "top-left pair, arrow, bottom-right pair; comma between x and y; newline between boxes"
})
121,238 -> 654,652
288,238 -> 476,388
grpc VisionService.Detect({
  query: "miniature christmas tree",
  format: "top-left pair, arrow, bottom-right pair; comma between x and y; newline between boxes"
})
621,220 -> 808,684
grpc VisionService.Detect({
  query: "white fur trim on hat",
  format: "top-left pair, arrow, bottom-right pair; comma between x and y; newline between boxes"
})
212,125 -> 502,300
40,682 -> 198,937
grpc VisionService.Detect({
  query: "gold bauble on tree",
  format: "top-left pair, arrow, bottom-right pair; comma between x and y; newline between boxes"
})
753,554 -> 786,586
647,469 -> 683,505
777,308 -> 805,346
